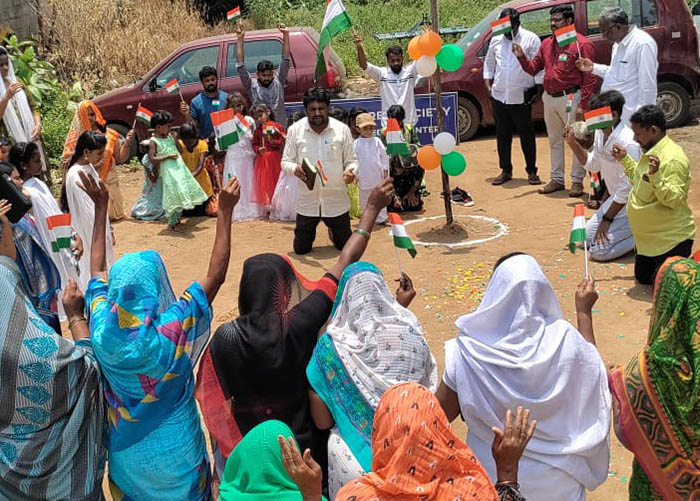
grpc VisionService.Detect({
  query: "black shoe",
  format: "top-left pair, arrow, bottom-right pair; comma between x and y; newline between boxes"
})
492,172 -> 512,185
528,173 -> 543,185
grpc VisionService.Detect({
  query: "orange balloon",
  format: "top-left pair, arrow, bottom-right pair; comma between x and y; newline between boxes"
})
417,145 -> 442,170
418,31 -> 443,58
408,36 -> 422,60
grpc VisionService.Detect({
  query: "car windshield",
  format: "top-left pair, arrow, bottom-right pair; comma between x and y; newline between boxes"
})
456,7 -> 501,50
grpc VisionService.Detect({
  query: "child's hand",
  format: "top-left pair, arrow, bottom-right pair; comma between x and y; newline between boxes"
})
258,147 -> 266,155
218,176 -> 241,213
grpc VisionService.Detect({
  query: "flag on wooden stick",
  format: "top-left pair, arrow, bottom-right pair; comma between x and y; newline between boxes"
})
385,118 -> 410,155
211,109 -> 239,150
47,214 -> 72,252
389,213 -> 417,258
227,7 -> 241,21
590,172 -> 601,191
165,79 -> 180,95
585,106 -> 614,131
491,16 -> 512,36
555,25 -> 577,47
135,105 -> 153,125
569,203 -> 586,254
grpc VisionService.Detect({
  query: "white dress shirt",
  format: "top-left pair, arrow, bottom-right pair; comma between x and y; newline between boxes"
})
584,121 -> 641,204
365,62 -> 419,125
484,28 -> 543,105
594,26 -> 658,123
282,117 -> 358,218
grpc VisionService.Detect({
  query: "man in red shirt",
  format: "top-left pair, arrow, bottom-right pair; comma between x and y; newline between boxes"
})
514,5 -> 596,197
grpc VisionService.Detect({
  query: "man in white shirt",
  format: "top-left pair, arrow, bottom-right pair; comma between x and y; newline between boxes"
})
576,7 -> 658,124
484,8 -> 543,186
565,90 -> 641,261
354,34 -> 418,125
281,88 -> 359,255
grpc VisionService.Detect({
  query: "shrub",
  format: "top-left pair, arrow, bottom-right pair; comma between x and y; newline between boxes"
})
38,0 -> 227,95
4,35 -> 60,108
40,86 -> 80,174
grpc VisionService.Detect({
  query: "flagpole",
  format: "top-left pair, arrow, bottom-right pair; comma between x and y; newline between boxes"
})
576,39 -> 581,58
584,239 -> 589,279
179,88 -> 185,104
132,101 -> 140,129
393,244 -> 404,277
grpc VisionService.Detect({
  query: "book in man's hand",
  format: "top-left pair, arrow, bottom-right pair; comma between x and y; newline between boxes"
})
300,158 -> 328,191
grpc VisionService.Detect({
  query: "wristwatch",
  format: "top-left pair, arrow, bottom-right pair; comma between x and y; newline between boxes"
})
602,214 -> 614,223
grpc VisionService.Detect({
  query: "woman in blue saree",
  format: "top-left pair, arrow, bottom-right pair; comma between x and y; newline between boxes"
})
306,262 -> 438,499
80,169 -> 240,500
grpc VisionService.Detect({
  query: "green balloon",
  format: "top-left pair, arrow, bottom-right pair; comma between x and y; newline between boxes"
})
441,151 -> 466,176
436,44 -> 464,72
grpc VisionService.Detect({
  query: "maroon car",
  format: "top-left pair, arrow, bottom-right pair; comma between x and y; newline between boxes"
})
434,0 -> 700,140
92,27 -> 345,149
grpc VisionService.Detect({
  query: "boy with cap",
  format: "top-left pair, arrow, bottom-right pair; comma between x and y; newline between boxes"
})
354,112 -> 390,223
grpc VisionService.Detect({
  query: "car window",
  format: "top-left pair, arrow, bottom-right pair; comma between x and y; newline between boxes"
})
586,0 -> 657,35
458,7 -> 501,53
155,45 -> 219,88
225,40 -> 286,78
520,5 -> 572,39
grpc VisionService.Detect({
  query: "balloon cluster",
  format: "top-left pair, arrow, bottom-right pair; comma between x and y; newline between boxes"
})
407,30 -> 465,77
417,132 -> 466,176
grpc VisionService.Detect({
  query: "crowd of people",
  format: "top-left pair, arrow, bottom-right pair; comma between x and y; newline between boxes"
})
0,4 -> 698,501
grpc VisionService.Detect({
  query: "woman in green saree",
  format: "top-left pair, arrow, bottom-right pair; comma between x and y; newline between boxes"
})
609,256 -> 700,500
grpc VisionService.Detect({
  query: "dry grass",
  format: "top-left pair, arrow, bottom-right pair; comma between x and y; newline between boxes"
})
39,0 -> 232,95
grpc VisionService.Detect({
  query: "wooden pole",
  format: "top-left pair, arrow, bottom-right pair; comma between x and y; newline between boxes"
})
430,0 -> 454,225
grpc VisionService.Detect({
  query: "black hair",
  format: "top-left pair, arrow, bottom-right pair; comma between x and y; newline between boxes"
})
348,107 -> 367,122
500,8 -> 520,26
226,91 -> 249,115
630,105 -> 667,132
0,136 -> 11,147
589,90 -> 625,118
329,106 -> 348,122
61,131 -> 108,212
387,104 -> 406,123
178,122 -> 199,140
0,161 -> 14,176
385,45 -> 403,59
0,47 -> 7,58
550,5 -> 574,21
289,110 -> 306,127
303,87 -> 331,109
251,103 -> 275,121
9,141 -> 39,177
199,66 -> 218,82
494,252 -> 526,271
256,60 -> 274,73
151,110 -> 174,129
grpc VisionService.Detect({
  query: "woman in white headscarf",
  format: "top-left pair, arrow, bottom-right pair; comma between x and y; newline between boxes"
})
0,46 -> 46,169
436,252 -> 611,501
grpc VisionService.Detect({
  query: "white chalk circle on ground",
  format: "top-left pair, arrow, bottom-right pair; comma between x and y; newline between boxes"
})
389,214 -> 509,248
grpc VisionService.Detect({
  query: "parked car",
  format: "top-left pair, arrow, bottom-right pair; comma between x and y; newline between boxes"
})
92,27 -> 346,151
430,0 -> 700,140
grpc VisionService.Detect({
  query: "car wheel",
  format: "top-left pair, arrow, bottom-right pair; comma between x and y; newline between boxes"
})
107,123 -> 139,161
458,96 -> 480,141
657,81 -> 690,128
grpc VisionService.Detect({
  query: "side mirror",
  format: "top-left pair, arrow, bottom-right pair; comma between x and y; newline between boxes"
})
149,78 -> 157,92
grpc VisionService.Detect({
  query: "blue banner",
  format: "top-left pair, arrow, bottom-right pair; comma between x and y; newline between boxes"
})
285,92 -> 458,146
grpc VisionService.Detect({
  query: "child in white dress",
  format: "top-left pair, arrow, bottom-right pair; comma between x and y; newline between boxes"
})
353,113 -> 389,223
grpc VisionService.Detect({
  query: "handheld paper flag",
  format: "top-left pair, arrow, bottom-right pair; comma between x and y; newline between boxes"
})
389,213 -> 417,258
569,203 -> 586,254
227,7 -> 241,21
491,16 -> 512,36
385,118 -> 410,155
211,109 -> 239,150
165,79 -> 180,95
47,214 -> 72,252
315,0 -> 353,80
584,106 -> 614,131
135,105 -> 153,125
555,25 -> 577,47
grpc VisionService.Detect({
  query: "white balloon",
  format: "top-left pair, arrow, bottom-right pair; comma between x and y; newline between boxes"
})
433,132 -> 457,155
415,56 -> 437,77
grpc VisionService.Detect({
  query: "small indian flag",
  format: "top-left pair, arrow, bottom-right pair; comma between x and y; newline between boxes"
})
211,109 -> 239,150
569,203 -> 586,254
389,213 -> 417,258
135,105 -> 153,125
226,7 -> 241,21
555,24 -> 577,47
316,160 -> 328,186
46,214 -> 72,252
234,113 -> 251,135
385,118 -> 410,156
316,0 -> 353,80
590,172 -> 601,191
264,124 -> 276,135
566,93 -> 573,113
585,106 -> 614,131
491,16 -> 512,36
165,79 -> 180,95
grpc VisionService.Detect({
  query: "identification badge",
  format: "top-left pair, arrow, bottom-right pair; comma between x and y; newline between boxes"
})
558,54 -> 568,62
212,99 -> 221,107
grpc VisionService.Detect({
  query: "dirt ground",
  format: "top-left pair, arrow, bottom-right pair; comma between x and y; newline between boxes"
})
106,119 -> 700,500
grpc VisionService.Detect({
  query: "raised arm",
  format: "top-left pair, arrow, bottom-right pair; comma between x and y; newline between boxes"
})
199,177 -> 239,303
77,171 -> 109,280
353,33 -> 368,71
115,129 -> 135,164
0,199 -> 16,261
236,25 -> 245,64
326,178 -> 394,280
280,23 -> 291,59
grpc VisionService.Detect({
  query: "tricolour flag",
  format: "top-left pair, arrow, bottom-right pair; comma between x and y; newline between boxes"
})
491,16 -> 512,36
211,109 -> 239,150
234,113 -> 251,135
165,79 -> 180,95
566,93 -> 573,113
389,213 -> 417,258
226,7 -> 241,21
385,118 -> 410,156
316,160 -> 328,186
569,203 -> 586,254
555,24 -> 578,47
46,214 -> 72,252
315,0 -> 353,80
584,106 -> 614,131
135,105 -> 153,125
590,172 -> 601,191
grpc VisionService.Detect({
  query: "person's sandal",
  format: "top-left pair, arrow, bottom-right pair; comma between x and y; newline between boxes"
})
528,173 -> 542,185
491,172 -> 512,185
538,180 -> 565,194
569,182 -> 584,197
